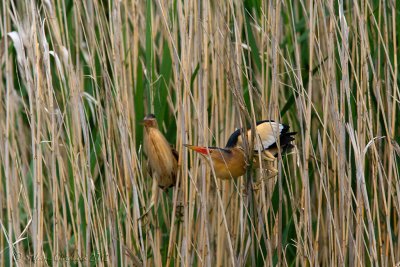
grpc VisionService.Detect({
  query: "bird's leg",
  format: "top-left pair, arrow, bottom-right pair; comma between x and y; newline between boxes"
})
175,203 -> 184,223
265,163 -> 278,175
252,160 -> 278,191
138,180 -> 159,224
172,186 -> 184,222
262,150 -> 276,161
260,150 -> 278,176
252,169 -> 278,190
254,151 -> 278,175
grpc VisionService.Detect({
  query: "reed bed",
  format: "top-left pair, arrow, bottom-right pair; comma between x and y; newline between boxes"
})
0,0 -> 399,266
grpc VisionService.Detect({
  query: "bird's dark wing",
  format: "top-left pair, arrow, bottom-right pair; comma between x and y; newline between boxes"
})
225,129 -> 242,148
267,131 -> 297,156
255,119 -> 275,126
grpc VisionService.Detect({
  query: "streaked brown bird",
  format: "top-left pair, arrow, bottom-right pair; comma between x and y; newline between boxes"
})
185,120 -> 296,180
142,114 -> 178,189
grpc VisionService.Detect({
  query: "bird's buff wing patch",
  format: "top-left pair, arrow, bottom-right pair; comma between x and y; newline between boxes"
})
239,122 -> 283,151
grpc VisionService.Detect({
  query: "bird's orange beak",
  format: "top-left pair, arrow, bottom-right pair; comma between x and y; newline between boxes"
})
184,144 -> 210,155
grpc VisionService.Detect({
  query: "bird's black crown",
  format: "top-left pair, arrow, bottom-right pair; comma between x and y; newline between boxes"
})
144,114 -> 156,119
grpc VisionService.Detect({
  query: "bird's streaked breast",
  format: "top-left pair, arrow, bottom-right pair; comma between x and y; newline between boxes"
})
143,127 -> 177,186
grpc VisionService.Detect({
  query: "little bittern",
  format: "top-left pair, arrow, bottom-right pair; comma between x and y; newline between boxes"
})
142,114 -> 178,189
185,120 -> 296,180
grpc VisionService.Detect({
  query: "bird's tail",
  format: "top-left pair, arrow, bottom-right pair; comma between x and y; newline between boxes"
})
279,131 -> 297,155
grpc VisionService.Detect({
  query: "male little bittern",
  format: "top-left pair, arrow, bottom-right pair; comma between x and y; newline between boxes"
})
185,120 -> 296,180
142,114 -> 178,189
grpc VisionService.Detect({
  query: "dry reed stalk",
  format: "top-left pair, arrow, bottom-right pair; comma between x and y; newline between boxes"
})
0,0 -> 399,266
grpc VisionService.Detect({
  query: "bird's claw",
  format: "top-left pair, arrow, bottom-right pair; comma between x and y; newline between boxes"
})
241,185 -> 249,196
262,150 -> 276,162
175,203 -> 184,223
138,212 -> 150,229
252,167 -> 278,191
252,182 -> 261,191
138,204 -> 154,227
265,166 -> 278,175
